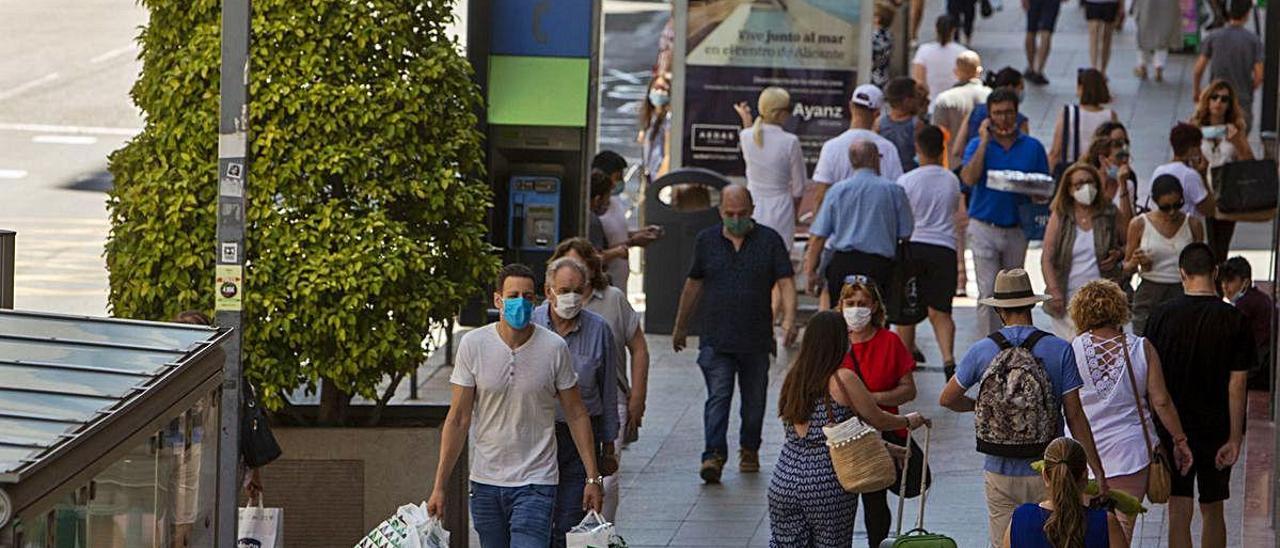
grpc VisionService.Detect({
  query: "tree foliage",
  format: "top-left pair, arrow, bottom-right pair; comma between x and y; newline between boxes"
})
107,0 -> 497,410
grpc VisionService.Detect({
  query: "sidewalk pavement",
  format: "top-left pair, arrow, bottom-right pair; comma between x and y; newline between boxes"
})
406,2 -> 1270,546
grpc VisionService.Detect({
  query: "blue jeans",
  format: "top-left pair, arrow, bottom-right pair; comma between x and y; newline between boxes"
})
697,347 -> 770,462
553,424 -> 587,548
469,481 -> 555,548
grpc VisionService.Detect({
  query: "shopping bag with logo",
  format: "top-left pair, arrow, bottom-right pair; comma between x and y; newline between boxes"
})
566,510 -> 627,548
237,500 -> 282,548
355,502 -> 437,548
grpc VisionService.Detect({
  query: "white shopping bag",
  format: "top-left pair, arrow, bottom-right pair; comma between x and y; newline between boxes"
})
355,502 -> 444,548
422,516 -> 450,548
237,502 -> 283,548
566,510 -> 618,548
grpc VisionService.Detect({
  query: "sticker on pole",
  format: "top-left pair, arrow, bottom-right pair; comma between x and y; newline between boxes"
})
215,264 -> 243,311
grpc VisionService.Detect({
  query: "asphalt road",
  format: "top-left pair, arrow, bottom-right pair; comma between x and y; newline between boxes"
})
0,0 -> 146,315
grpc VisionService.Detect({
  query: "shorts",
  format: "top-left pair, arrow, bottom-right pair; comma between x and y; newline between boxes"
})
1166,432 -> 1233,503
1084,1 -> 1120,21
909,242 -> 958,313
1026,0 -> 1062,32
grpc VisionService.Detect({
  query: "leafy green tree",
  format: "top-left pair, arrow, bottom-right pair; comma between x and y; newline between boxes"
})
107,0 -> 496,420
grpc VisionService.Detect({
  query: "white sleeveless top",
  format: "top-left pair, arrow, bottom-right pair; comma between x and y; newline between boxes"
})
1067,225 -> 1101,294
1071,333 -> 1159,478
1138,214 -> 1192,284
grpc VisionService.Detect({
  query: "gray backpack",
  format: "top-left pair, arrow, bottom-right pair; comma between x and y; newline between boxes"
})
973,331 -> 1059,458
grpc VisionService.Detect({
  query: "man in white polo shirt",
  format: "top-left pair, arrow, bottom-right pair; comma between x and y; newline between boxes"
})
428,263 -> 604,548
811,84 -> 905,213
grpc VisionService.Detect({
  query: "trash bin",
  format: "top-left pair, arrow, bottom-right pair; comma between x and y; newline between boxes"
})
642,168 -> 728,335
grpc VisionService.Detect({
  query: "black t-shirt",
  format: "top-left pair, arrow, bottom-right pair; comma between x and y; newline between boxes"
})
1145,295 -> 1255,438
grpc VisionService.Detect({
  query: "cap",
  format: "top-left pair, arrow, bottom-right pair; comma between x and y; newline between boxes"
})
850,84 -> 884,110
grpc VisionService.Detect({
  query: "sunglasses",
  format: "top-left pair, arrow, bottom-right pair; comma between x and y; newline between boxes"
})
844,274 -> 875,286
1210,94 -> 1231,103
1158,201 -> 1186,212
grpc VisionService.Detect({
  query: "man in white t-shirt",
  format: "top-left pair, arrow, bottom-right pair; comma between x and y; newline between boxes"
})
812,84 -> 904,213
428,264 -> 604,547
1144,123 -> 1215,218
912,15 -> 970,101
895,125 -> 962,378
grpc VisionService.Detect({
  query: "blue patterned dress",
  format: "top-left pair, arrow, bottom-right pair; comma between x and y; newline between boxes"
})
768,398 -> 858,547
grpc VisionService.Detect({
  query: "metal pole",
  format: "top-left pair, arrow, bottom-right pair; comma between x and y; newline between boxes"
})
0,230 -> 14,309
215,0 -> 249,545
1260,2 -> 1278,136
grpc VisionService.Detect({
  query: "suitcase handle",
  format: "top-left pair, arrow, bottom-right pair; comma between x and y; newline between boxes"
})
893,426 -> 933,536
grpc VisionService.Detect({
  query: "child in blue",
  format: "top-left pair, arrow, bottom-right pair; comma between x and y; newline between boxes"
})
1004,437 -> 1125,547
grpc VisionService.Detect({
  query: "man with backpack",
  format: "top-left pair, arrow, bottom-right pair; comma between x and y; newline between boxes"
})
938,268 -> 1108,547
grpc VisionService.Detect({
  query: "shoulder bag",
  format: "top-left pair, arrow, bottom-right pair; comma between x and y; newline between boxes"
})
1121,336 -> 1171,503
824,375 -> 898,494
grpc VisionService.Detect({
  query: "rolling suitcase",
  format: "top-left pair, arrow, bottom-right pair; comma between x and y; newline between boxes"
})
878,427 -> 957,548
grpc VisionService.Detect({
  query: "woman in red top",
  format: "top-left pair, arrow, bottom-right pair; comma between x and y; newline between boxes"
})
837,276 -> 918,548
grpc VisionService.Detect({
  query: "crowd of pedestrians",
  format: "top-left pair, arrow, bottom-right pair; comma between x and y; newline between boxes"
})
422,1 -> 1271,546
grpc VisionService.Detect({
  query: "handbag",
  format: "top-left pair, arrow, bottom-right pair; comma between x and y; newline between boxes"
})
241,382 -> 282,469
887,241 -> 927,325
1211,159 -> 1278,220
1120,336 -> 1172,504
823,377 -> 897,494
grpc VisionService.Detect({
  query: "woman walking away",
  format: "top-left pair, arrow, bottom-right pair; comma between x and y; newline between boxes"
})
1084,0 -> 1124,73
1125,175 -> 1205,336
735,86 -> 808,329
1049,69 -> 1117,171
769,311 -> 929,548
1190,80 -> 1255,265
735,87 -> 806,255
1003,437 -> 1126,547
1067,280 -> 1195,540
1132,0 -> 1182,81
836,277 -> 918,546
1041,164 -> 1125,339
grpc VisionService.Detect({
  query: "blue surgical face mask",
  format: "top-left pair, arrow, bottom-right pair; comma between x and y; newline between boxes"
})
649,89 -> 670,107
1106,165 -> 1119,180
502,297 -> 533,330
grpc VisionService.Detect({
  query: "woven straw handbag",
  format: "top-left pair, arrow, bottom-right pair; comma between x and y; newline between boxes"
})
823,378 -> 897,494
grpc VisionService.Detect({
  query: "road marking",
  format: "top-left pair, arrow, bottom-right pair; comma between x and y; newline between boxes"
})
89,44 -> 138,64
32,135 -> 98,145
0,169 -> 27,179
0,122 -> 139,136
0,73 -> 60,101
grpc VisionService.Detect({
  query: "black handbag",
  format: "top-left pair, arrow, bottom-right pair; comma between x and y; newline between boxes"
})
1211,159 -> 1278,213
883,430 -> 932,498
241,382 -> 283,468
887,241 -> 927,326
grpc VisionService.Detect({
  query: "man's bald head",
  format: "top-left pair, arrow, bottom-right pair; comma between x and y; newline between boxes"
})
722,184 -> 753,208
955,51 -> 982,81
847,140 -> 881,174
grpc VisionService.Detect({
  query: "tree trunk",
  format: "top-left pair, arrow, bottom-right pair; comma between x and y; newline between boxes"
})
318,378 -> 352,426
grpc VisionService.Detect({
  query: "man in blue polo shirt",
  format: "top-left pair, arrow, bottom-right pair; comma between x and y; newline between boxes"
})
959,88 -> 1050,335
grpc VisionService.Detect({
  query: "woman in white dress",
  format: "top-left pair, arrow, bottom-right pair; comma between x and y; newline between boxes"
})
735,86 -> 808,328
1066,280 -> 1193,540
734,86 -> 807,252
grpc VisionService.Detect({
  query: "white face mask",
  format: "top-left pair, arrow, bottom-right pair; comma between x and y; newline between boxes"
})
1072,184 -> 1097,205
843,306 -> 873,332
554,291 -> 583,320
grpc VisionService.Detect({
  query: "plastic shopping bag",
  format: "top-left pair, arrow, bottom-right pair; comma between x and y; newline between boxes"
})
566,510 -> 626,548
422,516 -> 450,548
355,502 -> 440,548
237,502 -> 282,548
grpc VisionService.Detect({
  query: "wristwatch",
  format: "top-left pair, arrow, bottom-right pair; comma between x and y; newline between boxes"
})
585,475 -> 605,486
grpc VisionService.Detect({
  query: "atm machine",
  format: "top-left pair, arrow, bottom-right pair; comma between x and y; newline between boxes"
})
462,0 -> 601,325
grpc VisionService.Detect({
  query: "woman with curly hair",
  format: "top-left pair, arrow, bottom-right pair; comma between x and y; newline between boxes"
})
1065,280 -> 1194,540
1003,437 -> 1125,547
